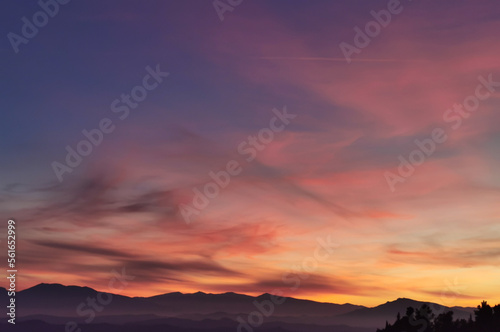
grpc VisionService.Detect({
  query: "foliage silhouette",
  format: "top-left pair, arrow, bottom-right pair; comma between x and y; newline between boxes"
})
376,301 -> 500,332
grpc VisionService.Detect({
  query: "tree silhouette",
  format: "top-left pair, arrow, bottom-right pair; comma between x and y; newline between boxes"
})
474,301 -> 496,332
434,311 -> 453,332
377,301 -> 500,332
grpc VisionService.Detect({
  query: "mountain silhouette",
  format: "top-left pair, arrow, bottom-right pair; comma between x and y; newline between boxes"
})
11,283 -> 364,317
0,283 -> 476,331
336,298 -> 473,328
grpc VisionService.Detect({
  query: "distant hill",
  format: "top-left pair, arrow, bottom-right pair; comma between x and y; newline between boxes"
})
14,283 -> 162,317
334,298 -> 473,328
0,283 -> 476,331
11,283 -> 364,317
144,290 -> 364,316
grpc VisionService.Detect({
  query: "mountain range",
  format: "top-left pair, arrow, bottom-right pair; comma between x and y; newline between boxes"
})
0,284 -> 475,331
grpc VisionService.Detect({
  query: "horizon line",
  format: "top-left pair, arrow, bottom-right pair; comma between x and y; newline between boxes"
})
4,282 -> 489,309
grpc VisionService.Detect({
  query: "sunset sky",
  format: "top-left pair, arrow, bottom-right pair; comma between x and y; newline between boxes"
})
1,0 -> 500,307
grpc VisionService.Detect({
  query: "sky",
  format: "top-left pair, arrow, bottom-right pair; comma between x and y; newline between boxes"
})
1,0 -> 499,307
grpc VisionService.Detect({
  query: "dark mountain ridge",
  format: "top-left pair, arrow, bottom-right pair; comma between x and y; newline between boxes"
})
1,283 -> 477,330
